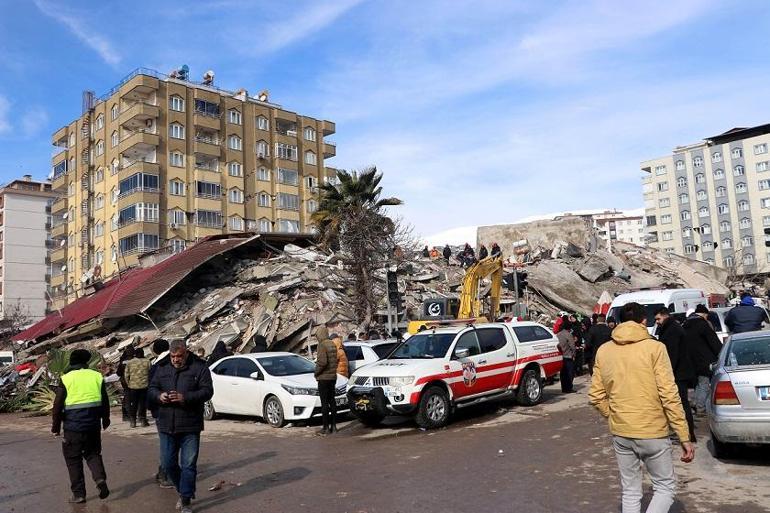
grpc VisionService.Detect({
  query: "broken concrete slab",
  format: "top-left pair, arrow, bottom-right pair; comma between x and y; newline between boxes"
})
575,256 -> 611,283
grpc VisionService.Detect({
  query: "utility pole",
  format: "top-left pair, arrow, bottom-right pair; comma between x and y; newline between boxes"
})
513,268 -> 520,318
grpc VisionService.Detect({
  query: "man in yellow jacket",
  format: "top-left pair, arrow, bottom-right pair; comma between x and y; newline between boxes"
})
589,302 -> 695,513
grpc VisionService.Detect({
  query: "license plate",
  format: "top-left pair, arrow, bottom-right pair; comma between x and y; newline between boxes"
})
335,396 -> 348,407
759,387 -> 770,401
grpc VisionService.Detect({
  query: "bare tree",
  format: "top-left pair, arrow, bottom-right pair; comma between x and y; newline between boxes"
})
0,300 -> 32,350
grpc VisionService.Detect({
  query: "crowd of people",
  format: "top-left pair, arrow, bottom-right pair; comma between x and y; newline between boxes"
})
420,242 -> 502,268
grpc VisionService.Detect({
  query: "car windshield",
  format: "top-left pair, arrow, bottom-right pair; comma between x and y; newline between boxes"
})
609,303 -> 665,328
727,337 -> 770,367
373,342 -> 399,359
388,333 -> 455,359
257,355 -> 315,376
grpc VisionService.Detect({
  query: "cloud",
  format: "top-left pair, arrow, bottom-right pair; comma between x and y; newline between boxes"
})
33,0 -> 121,67
21,107 -> 49,138
0,95 -> 10,135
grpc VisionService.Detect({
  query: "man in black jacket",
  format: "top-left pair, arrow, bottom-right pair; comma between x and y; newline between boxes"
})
584,314 -> 613,375
149,338 -> 173,488
683,305 -> 723,416
149,340 -> 213,513
655,307 -> 697,442
725,294 -> 766,334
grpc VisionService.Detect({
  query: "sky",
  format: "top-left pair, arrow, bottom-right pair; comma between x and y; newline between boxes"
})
2,0 -> 770,241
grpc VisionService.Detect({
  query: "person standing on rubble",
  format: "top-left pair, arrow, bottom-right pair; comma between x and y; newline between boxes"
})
443,244 -> 452,263
490,242 -> 502,258
51,349 -> 111,504
557,316 -> 577,393
479,244 -> 488,260
314,324 -> 339,435
117,346 -> 135,422
421,245 -> 430,258
124,348 -> 151,428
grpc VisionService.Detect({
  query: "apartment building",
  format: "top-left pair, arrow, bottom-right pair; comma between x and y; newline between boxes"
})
0,176 -> 56,321
642,123 -> 770,274
49,67 -> 336,306
591,210 -> 645,249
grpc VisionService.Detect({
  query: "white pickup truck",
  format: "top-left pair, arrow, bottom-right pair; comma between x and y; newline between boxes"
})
346,322 -> 563,429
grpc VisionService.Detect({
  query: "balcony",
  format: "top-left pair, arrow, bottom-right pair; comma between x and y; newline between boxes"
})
322,120 -> 335,137
50,273 -> 66,289
51,197 -> 68,214
50,246 -> 67,263
194,154 -> 220,173
117,187 -> 160,203
119,160 -> 160,177
119,74 -> 159,100
51,222 -> 67,238
193,109 -> 221,131
194,133 -> 221,156
118,130 -> 159,159
323,141 -> 336,158
119,101 -> 159,129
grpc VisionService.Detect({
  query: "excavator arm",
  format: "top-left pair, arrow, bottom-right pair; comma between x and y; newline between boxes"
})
457,256 -> 503,320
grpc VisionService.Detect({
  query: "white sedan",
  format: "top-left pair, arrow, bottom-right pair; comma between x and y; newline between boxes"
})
204,352 -> 349,428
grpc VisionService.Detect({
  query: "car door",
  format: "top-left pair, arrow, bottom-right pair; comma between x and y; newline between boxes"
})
344,345 -> 365,373
474,327 -> 515,393
447,330 -> 486,401
229,358 -> 263,416
210,358 -> 239,414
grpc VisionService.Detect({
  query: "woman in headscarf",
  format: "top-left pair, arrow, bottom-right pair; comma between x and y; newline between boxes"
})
206,341 -> 231,366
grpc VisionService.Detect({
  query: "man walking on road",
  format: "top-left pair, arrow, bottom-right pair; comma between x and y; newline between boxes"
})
51,349 -> 111,504
589,302 -> 694,513
556,316 -> 577,393
124,348 -> 151,428
314,324 -> 339,435
149,340 -> 213,513
683,305 -> 723,416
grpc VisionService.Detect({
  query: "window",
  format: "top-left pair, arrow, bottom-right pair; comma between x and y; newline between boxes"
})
679,193 -> 689,204
755,143 -> 767,155
646,215 -> 657,226
69,133 -> 75,147
738,200 -> 750,211
258,193 -> 271,207
117,203 -> 159,225
695,173 -> 705,183
94,114 -> 104,131
228,162 -> 243,177
111,158 -> 119,175
740,217 -> 751,229
701,224 -> 711,235
305,151 -> 317,165
111,214 -> 118,231
682,227 -> 692,238
680,211 -> 690,221
764,216 -> 770,227
742,236 -> 754,247
722,238 -> 732,249
118,233 -> 159,255
277,192 -> 299,210
693,156 -> 703,168
720,221 -> 731,232
169,180 -> 185,196
170,95 -> 185,112
696,190 -> 707,201
715,186 -> 726,197
111,104 -> 118,120
703,241 -> 714,251
95,168 -> 104,183
306,199 -> 318,213
714,168 -> 725,179
657,182 -> 669,192
275,143 -> 298,161
658,198 -> 670,208
724,256 -> 734,267
168,209 -> 186,226
476,328 -> 508,353
228,188 -> 244,203
194,99 -> 220,117
229,109 -> 242,125
95,249 -> 104,265
257,116 -> 269,131
256,140 -> 269,157
758,161 -> 769,172
94,222 -> 104,237
684,244 -> 696,254
111,188 -> 118,205
675,160 -> 685,171
666,248 -> 675,254
732,147 -> 743,159
196,181 -> 221,199
169,151 -> 185,167
760,179 -> 770,190
111,131 -> 119,147
661,214 -> 673,224
744,254 -> 755,265
229,216 -> 244,230
228,135 -> 242,150
277,219 -> 300,233
677,177 -> 687,188
119,173 -> 159,196
169,123 -> 185,139
257,167 -> 270,181
712,152 -> 722,163
763,198 -> 770,209
662,231 -> 673,241
736,182 -> 748,193
698,206 -> 709,218
277,168 -> 299,185
195,210 -> 223,227
95,194 -> 104,210
259,218 -> 272,232
304,127 -> 316,141
734,165 -> 745,176
718,203 -> 729,214
95,140 -> 104,156
170,239 -> 186,253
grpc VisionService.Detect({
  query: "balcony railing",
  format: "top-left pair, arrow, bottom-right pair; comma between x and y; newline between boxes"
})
118,186 -> 160,200
195,136 -> 220,145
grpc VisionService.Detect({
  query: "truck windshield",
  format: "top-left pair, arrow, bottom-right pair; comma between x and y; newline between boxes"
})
608,303 -> 665,328
389,333 -> 455,359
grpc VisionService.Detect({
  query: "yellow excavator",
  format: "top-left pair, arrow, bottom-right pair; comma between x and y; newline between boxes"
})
406,256 -> 503,334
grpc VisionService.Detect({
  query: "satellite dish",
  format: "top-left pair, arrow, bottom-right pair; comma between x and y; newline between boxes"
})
257,90 -> 269,102
59,239 -> 66,247
48,171 -> 54,180
62,212 -> 68,219
61,265 -> 67,272
203,70 -> 215,85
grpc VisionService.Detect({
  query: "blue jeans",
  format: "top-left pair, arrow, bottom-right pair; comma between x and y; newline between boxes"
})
159,432 -> 200,499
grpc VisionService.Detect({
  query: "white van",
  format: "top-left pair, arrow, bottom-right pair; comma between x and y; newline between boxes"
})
0,351 -> 15,366
607,289 -> 708,334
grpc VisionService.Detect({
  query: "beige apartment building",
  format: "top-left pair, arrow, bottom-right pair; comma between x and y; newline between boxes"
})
590,210 -> 645,249
642,123 -> 770,274
0,176 -> 56,321
49,67 -> 336,306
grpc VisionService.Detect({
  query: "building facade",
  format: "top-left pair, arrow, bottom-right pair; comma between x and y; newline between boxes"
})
590,210 -> 645,249
0,176 -> 56,321
642,124 -> 770,274
49,67 -> 336,306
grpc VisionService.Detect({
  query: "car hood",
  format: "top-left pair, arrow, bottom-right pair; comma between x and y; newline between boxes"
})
351,359 -> 444,377
275,373 -> 348,388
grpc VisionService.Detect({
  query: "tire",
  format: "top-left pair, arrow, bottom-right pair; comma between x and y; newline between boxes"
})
203,400 -> 217,421
264,396 -> 285,428
354,411 -> 384,427
516,368 -> 543,406
415,385 -> 451,429
710,430 -> 734,459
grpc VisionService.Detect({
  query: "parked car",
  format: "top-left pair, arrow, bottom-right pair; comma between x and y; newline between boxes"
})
205,353 -> 348,428
343,340 -> 401,373
708,331 -> 770,457
347,322 -> 562,429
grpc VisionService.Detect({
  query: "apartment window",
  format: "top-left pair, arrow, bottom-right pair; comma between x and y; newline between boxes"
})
738,200 -> 750,211
69,133 -> 75,147
760,179 -> 770,190
675,160 -> 685,171
658,198 -> 670,208
661,214 -> 673,224
724,256 -> 734,267
194,99 -> 220,117
169,151 -> 185,167
228,135 -> 242,150
763,198 -> 770,209
67,233 -> 75,247
714,168 -> 725,179
740,217 -> 751,229
118,203 -> 159,225
68,182 -> 75,196
677,177 -> 687,188
119,233 -> 159,255
228,162 -> 243,177
661,231 -> 673,241
95,194 -> 104,210
715,186 -> 726,197
95,168 -> 104,183
170,95 -> 185,112
682,227 -> 692,238
712,152 -> 722,163
256,140 -> 269,157
111,131 -> 119,148
168,209 -> 186,226
680,211 -> 690,221
720,221 -> 731,232
277,219 -> 300,233
275,143 -> 298,161
228,188 -> 244,204
95,250 -> 104,265
94,222 -> 104,237
696,190 -> 707,201
304,127 -> 316,142
665,248 -> 675,254
742,236 -> 754,247
257,167 -> 270,181
228,109 -> 242,125
698,206 -> 709,218
110,187 -> 118,205
169,123 -> 185,139
679,193 -> 689,204
684,244 -> 696,254
259,218 -> 272,232
703,241 -> 714,251
695,173 -> 705,184
119,173 -> 159,196
306,176 -> 318,190
722,238 -> 732,249
757,161 -> 769,172
701,224 -> 711,235
111,158 -> 119,175
736,182 -> 748,193
732,147 -> 743,159
111,104 -> 118,120
718,203 -> 729,214
111,214 -> 118,231
95,140 -> 104,156
306,199 -> 318,213
764,216 -> 770,227
258,193 -> 271,207
196,181 -> 221,199
278,193 -> 299,210
755,143 -> 767,155
257,116 -> 269,131
693,156 -> 703,168
229,216 -> 244,231
69,157 -> 76,172
277,168 -> 299,185
305,151 -> 317,165
170,239 -> 186,253
111,245 -> 117,261
169,180 -> 185,196
734,165 -> 745,176
195,210 -> 222,227
646,215 -> 657,226
744,254 -> 755,265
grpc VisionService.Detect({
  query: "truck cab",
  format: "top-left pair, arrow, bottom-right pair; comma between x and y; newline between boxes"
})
347,322 -> 562,429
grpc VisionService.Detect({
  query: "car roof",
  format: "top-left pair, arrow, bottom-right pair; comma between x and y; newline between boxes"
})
727,330 -> 770,341
344,340 -> 398,347
610,289 -> 705,305
415,322 -> 547,334
223,352 -> 297,361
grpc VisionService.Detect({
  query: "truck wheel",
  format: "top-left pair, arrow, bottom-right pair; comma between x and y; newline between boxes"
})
516,369 -> 543,406
354,411 -> 384,427
203,400 -> 217,421
711,431 -> 734,459
264,396 -> 285,428
415,386 -> 450,429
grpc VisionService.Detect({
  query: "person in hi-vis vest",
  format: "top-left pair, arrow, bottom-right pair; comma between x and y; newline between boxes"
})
52,349 -> 111,504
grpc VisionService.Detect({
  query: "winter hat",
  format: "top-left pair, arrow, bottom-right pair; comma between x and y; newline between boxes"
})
69,349 -> 92,366
686,308 -> 696,317
695,304 -> 709,314
740,296 -> 756,306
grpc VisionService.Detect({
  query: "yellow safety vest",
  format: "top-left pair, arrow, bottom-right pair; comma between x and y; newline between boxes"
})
61,368 -> 103,410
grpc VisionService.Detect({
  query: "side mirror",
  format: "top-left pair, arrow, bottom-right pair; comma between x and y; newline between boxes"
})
250,371 -> 263,380
709,362 -> 718,373
454,347 -> 470,359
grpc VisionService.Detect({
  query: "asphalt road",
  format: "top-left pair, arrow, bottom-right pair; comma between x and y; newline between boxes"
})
1,376 -> 768,513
